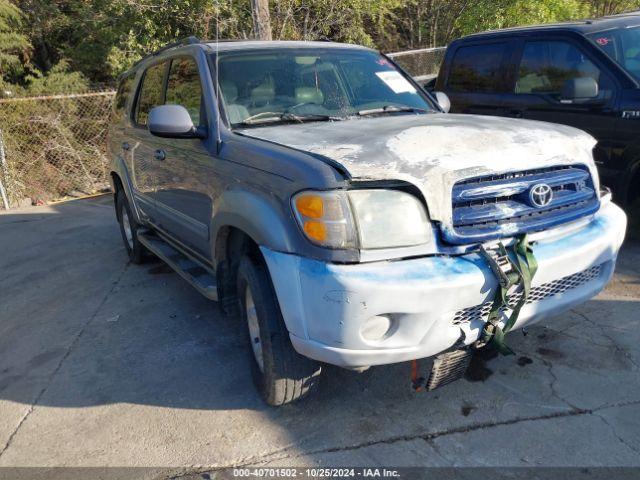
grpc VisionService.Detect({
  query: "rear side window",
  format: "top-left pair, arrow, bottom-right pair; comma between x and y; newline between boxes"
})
114,73 -> 134,116
515,40 -> 610,95
166,57 -> 204,126
135,62 -> 166,126
448,43 -> 508,93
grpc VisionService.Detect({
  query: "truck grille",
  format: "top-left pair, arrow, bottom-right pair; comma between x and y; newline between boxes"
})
452,264 -> 603,326
446,166 -> 600,244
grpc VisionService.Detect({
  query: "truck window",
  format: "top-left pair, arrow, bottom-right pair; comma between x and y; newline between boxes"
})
215,49 -> 434,125
515,40 -> 609,95
135,62 -> 166,126
166,57 -> 204,126
114,73 -> 134,116
588,27 -> 640,82
447,43 -> 508,93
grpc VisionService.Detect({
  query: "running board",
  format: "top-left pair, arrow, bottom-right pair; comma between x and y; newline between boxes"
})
138,232 -> 218,301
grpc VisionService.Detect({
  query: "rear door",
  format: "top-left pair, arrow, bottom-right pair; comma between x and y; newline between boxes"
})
499,36 -> 618,165
439,40 -> 514,115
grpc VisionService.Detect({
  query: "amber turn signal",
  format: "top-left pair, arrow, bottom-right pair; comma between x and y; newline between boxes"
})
295,195 -> 324,219
303,221 -> 327,241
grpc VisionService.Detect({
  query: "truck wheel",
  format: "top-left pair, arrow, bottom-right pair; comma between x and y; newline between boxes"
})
116,189 -> 147,264
237,254 -> 321,406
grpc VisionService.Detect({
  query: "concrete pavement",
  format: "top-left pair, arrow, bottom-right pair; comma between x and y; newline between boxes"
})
0,195 -> 638,476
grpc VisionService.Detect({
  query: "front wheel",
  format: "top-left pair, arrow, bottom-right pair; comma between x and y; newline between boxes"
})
237,254 -> 321,406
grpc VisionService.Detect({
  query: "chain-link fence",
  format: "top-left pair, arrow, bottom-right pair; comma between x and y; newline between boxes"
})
388,46 -> 447,84
0,91 -> 116,208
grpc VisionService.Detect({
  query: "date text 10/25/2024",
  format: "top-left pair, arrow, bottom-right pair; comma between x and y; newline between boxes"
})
233,468 -> 401,478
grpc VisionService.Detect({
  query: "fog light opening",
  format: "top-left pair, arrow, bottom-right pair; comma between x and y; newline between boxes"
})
361,315 -> 394,342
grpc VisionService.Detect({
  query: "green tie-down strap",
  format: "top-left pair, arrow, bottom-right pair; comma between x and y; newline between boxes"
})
479,235 -> 539,355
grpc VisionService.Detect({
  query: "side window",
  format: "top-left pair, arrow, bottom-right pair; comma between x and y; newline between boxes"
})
515,40 -> 611,95
448,43 -> 509,93
114,73 -> 134,117
166,57 -> 203,126
135,62 -> 166,126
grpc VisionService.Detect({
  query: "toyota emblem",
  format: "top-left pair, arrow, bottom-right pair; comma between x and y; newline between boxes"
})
529,183 -> 553,208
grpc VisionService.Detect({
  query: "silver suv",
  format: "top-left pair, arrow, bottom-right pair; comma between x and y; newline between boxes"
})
108,37 -> 627,405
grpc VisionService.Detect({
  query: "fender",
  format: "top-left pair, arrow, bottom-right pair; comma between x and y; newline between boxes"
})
210,188 -> 297,259
110,155 -> 143,224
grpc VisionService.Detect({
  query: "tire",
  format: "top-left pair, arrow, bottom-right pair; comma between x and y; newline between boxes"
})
116,189 -> 148,264
237,254 -> 321,406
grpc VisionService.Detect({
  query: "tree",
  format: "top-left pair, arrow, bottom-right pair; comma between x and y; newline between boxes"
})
587,0 -> 640,16
0,0 -> 29,89
252,0 -> 272,40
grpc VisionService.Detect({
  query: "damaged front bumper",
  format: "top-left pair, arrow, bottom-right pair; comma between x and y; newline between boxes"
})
262,202 -> 627,368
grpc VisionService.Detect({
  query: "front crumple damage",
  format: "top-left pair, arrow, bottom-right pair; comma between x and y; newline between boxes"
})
238,114 -> 599,235
260,202 -> 627,367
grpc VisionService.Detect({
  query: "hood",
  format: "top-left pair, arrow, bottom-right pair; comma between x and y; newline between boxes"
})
237,113 -> 598,225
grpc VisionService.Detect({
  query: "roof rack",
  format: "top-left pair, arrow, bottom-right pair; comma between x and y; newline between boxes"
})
155,36 -> 201,54
201,39 -> 251,43
131,36 -> 202,69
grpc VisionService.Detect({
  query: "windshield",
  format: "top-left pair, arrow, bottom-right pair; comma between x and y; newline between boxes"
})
212,48 -> 435,126
588,27 -> 640,82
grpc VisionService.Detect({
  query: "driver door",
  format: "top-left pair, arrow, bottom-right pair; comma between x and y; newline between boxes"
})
499,37 -> 617,165
152,55 -> 215,257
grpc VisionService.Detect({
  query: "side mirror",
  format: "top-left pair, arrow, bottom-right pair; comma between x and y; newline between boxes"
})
148,105 -> 206,139
561,77 -> 598,102
433,91 -> 451,113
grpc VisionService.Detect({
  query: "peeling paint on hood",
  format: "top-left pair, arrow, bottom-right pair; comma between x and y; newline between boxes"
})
237,113 -> 599,226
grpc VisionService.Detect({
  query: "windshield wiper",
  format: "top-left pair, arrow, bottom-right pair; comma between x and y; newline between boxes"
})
237,111 -> 343,126
357,105 -> 429,116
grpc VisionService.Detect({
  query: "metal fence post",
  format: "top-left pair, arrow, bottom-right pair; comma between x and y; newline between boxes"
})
0,129 -> 9,210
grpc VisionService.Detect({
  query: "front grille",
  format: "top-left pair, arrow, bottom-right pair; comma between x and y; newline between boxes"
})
452,264 -> 603,326
446,165 -> 600,244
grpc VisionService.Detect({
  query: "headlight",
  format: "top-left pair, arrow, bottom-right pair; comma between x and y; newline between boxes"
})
348,190 -> 431,248
292,189 -> 432,249
292,191 -> 357,248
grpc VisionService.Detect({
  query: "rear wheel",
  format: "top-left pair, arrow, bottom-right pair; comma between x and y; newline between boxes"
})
116,189 -> 148,264
237,254 -> 321,406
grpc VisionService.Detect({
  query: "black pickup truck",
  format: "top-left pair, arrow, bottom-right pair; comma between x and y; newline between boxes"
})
433,12 -> 640,209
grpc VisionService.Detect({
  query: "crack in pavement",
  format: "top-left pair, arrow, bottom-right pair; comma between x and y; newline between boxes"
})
593,411 -> 640,457
571,309 -> 640,371
167,399 -> 640,477
0,262 -> 130,460
531,352 -> 582,411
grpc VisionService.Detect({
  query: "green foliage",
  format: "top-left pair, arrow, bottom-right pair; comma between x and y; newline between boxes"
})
271,0 -> 400,46
4,0 -> 640,88
23,60 -> 89,95
588,0 -> 640,16
455,0 -> 590,37
0,0 -> 29,87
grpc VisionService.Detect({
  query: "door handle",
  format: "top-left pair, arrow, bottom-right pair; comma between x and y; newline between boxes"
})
122,142 -> 130,151
153,149 -> 166,161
